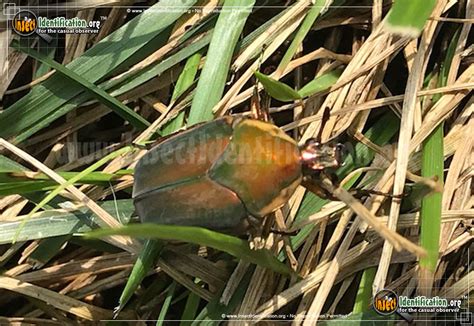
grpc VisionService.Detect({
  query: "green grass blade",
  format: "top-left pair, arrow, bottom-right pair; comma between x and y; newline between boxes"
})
70,237 -> 122,254
418,31 -> 458,284
277,0 -> 329,71
384,0 -> 437,37
11,40 -> 149,130
21,147 -> 132,215
0,0 -> 197,141
297,67 -> 343,98
13,147 -> 133,242
188,0 -> 256,124
86,224 -> 294,276
134,277 -> 168,312
163,52 -> 203,135
180,290 -> 201,325
11,31 -> 206,142
157,282 -> 177,325
0,181 -> 59,196
12,93 -> 89,143
192,267 -> 252,324
172,51 -> 203,102
27,235 -> 71,268
353,267 -> 376,313
108,33 -> 211,99
232,5 -> 295,68
116,240 -> 165,316
0,170 -> 131,196
0,170 -> 131,182
0,155 -> 26,171
0,200 -> 134,244
33,37 -> 57,79
255,67 -> 342,104
255,71 -> 301,102
419,125 -> 443,271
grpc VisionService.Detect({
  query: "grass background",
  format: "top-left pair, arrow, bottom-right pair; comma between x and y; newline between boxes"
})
0,0 -> 472,323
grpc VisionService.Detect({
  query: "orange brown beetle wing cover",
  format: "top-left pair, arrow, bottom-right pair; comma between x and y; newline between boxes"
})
133,117 -> 302,232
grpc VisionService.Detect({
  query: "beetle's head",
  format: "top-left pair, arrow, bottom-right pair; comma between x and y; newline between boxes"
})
300,138 -> 344,172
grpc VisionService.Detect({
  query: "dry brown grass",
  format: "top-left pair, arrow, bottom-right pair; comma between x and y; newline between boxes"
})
0,0 -> 472,323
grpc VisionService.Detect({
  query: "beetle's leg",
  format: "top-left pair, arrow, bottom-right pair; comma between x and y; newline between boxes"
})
270,228 -> 298,236
246,215 -> 266,250
246,214 -> 262,230
302,177 -> 335,200
262,212 -> 279,240
301,171 -> 339,201
250,86 -> 262,120
260,91 -> 271,122
305,169 -> 408,200
250,83 -> 271,122
303,171 -> 407,200
251,45 -> 272,123
132,142 -> 153,150
349,188 -> 407,199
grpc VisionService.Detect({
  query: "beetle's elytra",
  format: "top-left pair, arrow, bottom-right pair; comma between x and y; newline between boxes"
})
133,116 -> 342,233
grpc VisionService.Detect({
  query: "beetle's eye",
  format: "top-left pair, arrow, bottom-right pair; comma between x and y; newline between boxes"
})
305,138 -> 320,147
305,138 -> 314,146
335,143 -> 345,163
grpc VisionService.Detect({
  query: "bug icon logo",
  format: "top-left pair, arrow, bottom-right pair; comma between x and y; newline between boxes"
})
12,10 -> 38,36
373,289 -> 398,315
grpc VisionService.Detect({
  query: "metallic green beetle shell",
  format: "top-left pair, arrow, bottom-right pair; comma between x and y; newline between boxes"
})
133,116 -> 302,232
208,119 -> 302,217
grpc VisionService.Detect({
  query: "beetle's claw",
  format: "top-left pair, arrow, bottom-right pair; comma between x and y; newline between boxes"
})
270,228 -> 298,236
249,236 -> 265,250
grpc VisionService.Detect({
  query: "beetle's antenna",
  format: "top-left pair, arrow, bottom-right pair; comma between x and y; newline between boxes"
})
250,85 -> 261,120
251,43 -> 271,122
350,188 -> 407,199
315,106 -> 331,143
260,43 -> 267,66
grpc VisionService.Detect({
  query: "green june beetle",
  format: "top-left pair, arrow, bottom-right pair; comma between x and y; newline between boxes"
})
133,115 -> 344,233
